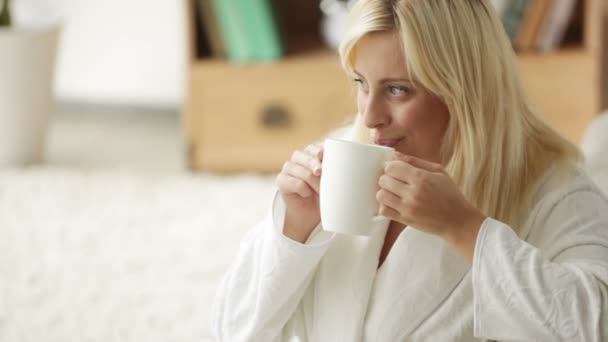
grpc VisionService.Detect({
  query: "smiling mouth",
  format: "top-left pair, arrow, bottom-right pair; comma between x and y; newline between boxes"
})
374,138 -> 403,148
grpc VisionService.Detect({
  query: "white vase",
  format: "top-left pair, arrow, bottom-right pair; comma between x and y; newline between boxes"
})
0,24 -> 60,166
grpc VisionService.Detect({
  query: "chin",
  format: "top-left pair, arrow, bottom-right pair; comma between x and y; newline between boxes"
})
393,142 -> 412,156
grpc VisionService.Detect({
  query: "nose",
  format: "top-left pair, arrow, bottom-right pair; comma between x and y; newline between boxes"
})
361,93 -> 390,129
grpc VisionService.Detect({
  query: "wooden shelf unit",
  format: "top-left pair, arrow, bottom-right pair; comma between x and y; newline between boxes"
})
186,49 -> 355,171
184,0 -> 605,173
516,0 -> 604,144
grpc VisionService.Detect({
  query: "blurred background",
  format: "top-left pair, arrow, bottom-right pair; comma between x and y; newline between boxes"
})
0,0 -> 606,341
55,0 -> 185,107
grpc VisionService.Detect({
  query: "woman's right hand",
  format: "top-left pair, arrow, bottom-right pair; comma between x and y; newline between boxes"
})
275,143 -> 324,243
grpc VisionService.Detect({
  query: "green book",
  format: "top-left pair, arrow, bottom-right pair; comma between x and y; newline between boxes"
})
212,0 -> 251,62
243,0 -> 283,61
502,0 -> 529,43
212,0 -> 283,62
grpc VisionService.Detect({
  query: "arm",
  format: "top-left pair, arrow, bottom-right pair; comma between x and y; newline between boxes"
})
211,192 -> 334,342
472,188 -> 608,341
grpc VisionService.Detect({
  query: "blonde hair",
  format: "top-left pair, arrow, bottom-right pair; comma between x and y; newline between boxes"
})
339,0 -> 581,229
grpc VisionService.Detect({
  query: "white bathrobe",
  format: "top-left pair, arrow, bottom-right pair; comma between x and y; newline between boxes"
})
211,167 -> 608,341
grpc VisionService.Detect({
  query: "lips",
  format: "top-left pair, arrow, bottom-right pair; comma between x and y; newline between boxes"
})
374,137 -> 403,148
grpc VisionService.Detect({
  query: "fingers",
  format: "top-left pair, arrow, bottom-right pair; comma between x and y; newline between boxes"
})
394,152 -> 442,172
305,143 -> 324,163
276,144 -> 324,198
378,174 -> 408,197
385,155 -> 442,185
376,188 -> 403,211
293,149 -> 322,176
276,173 -> 314,197
282,160 -> 321,194
384,159 -> 418,184
377,189 -> 405,222
378,204 -> 400,221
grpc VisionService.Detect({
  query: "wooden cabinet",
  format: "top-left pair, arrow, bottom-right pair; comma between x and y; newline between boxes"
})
185,49 -> 355,172
184,0 -> 605,173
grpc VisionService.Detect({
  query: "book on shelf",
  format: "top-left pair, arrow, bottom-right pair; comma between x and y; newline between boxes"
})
536,0 -> 578,52
211,0 -> 284,63
498,0 -> 580,52
502,0 -> 530,42
197,0 -> 226,58
515,0 -> 552,51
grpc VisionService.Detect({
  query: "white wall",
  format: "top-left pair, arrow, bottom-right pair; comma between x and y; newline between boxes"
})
53,0 -> 186,108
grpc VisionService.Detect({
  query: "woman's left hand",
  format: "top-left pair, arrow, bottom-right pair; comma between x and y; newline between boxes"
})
377,152 -> 487,260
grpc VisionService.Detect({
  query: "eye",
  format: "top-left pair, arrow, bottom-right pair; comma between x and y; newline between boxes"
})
354,78 -> 369,92
389,86 -> 408,96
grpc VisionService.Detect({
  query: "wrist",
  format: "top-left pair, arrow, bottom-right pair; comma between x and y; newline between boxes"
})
283,224 -> 313,243
283,212 -> 319,244
445,209 -> 486,263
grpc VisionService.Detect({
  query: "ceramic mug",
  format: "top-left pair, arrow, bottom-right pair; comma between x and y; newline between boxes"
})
320,138 -> 394,236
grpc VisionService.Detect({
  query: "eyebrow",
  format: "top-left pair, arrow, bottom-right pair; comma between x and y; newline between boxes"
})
353,70 -> 413,84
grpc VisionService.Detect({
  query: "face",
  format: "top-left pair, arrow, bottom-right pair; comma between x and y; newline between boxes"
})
353,31 -> 450,163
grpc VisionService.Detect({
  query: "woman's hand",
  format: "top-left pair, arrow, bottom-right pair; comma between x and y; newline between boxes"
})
275,144 -> 324,243
377,152 -> 486,261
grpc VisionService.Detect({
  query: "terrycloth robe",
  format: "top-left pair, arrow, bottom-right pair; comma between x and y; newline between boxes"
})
211,168 -> 608,341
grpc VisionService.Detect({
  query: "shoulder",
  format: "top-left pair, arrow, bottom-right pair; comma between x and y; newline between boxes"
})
521,165 -> 608,255
540,166 -> 606,207
529,165 -> 606,215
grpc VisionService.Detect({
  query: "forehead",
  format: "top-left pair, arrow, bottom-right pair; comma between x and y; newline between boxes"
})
353,31 -> 409,77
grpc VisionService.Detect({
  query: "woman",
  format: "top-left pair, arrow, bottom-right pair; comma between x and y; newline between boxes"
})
212,0 -> 608,340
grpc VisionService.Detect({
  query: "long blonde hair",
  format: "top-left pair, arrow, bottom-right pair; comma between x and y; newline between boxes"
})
339,0 -> 581,229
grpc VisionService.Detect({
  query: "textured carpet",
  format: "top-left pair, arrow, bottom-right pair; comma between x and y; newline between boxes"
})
0,169 -> 275,341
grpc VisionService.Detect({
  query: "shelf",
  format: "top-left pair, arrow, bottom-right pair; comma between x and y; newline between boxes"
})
185,46 -> 356,172
517,46 -> 595,62
184,0 -> 604,172
191,45 -> 340,67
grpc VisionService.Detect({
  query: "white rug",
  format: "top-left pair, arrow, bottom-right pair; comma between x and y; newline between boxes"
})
0,168 -> 275,342
0,114 -> 606,342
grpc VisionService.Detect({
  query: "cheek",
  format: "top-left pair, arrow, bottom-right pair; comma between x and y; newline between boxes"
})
356,92 -> 366,113
403,98 -> 449,135
394,104 -> 436,133
394,102 -> 450,158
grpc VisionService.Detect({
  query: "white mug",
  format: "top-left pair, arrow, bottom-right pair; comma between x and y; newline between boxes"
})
320,138 -> 395,236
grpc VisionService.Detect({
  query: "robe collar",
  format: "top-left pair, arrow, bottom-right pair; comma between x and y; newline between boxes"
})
306,220 -> 470,341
